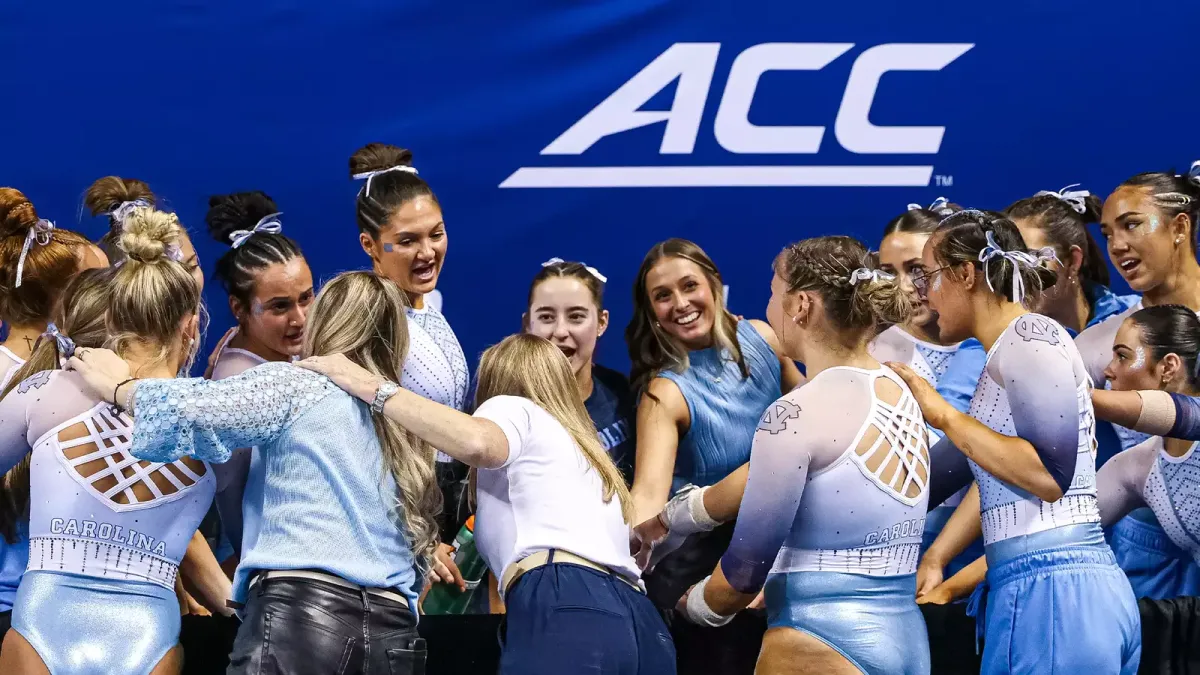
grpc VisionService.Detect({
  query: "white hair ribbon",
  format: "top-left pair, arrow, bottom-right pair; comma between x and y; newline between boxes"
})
107,199 -> 152,226
1035,184 -> 1091,215
907,197 -> 952,215
352,165 -> 419,198
230,212 -> 283,249
1186,160 -> 1200,188
848,268 -> 895,286
541,257 -> 607,284
15,219 -> 55,288
164,244 -> 184,262
977,231 -> 1057,304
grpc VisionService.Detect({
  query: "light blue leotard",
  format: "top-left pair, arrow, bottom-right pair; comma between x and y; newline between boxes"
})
720,366 -> 932,674
934,314 -> 1140,675
0,370 -> 215,675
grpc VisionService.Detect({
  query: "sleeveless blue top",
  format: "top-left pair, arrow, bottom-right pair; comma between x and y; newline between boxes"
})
658,320 -> 782,489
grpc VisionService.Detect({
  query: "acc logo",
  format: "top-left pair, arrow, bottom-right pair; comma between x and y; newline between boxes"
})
501,42 -> 973,189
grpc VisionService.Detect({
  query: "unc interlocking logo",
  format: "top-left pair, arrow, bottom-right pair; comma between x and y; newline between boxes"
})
18,370 -> 51,393
1013,315 -> 1061,346
758,400 -> 802,434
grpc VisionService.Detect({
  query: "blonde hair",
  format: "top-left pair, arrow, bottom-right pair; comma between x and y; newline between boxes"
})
302,272 -> 441,570
0,267 -> 116,544
106,207 -> 202,372
475,333 -> 634,522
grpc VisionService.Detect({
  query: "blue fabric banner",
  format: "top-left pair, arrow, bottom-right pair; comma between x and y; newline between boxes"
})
2,1 -> 1195,372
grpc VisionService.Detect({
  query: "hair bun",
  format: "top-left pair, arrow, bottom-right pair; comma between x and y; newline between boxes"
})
206,191 -> 280,247
118,207 -> 180,264
0,188 -> 39,239
84,176 -> 156,218
349,143 -> 414,178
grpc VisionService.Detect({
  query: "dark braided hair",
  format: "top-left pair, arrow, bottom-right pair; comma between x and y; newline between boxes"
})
348,143 -> 440,239
1116,164 -> 1200,253
205,191 -> 304,310
1005,189 -> 1109,287
1128,305 -> 1200,391
883,197 -> 963,237
932,210 -> 1058,304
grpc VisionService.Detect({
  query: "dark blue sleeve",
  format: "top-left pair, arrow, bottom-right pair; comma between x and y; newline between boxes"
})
927,434 -> 972,509
936,339 -> 986,414
998,325 -> 1080,495
1168,393 -> 1200,441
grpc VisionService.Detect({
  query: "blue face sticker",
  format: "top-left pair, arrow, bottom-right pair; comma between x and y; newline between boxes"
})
383,243 -> 395,253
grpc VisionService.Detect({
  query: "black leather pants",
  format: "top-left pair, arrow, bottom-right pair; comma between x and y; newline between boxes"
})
228,576 -> 425,675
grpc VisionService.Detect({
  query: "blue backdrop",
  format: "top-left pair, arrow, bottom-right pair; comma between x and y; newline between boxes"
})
3,1 -> 1197,374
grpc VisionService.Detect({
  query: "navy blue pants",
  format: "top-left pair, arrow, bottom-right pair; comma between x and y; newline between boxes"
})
501,559 -> 676,675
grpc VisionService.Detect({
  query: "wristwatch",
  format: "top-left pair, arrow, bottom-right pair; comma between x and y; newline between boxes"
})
371,380 -> 400,414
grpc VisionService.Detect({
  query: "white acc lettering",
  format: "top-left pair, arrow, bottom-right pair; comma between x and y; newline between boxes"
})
503,41 -> 974,189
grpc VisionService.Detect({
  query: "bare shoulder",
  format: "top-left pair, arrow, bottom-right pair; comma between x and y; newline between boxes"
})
641,376 -> 688,422
747,319 -> 782,350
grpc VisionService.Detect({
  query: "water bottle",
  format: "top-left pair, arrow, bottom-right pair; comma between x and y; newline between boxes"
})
422,515 -> 488,614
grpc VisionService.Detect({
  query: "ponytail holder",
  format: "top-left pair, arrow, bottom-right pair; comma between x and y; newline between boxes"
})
541,256 -> 608,284
40,322 -> 76,359
107,199 -> 152,227
352,165 -> 419,198
848,268 -> 895,286
1035,184 -> 1091,215
977,231 -> 1056,304
15,219 -> 55,289
230,212 -> 283,249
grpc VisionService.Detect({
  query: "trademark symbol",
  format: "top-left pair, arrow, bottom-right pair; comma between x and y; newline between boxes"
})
934,175 -> 954,187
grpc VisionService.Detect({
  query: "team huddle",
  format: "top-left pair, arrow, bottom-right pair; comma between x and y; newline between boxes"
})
0,147 -> 1197,675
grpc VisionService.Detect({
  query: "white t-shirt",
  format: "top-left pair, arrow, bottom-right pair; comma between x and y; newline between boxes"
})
472,395 -> 639,597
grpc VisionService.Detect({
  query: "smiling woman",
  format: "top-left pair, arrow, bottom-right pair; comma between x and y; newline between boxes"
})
624,238 -> 803,675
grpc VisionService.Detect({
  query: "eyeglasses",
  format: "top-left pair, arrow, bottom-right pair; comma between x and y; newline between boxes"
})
911,265 -> 956,299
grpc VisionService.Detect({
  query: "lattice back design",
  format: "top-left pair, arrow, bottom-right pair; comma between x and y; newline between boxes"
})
58,406 -> 207,510
853,378 -> 931,506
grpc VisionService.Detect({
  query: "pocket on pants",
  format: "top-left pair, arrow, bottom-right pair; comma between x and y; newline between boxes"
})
541,605 -> 629,672
386,638 -> 427,675
261,611 -> 355,675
